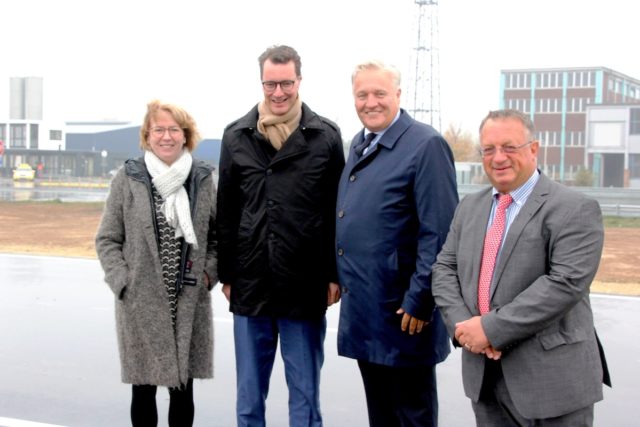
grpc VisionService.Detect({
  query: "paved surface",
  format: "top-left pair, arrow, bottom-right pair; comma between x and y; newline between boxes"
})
0,254 -> 636,426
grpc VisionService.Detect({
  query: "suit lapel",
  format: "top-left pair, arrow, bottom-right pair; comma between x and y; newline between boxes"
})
471,190 -> 495,308
349,110 -> 413,170
490,175 -> 551,298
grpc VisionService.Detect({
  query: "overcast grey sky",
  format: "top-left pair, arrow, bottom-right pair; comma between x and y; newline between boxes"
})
2,0 -> 638,139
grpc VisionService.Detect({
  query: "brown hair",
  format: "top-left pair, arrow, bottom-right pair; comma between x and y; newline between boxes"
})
258,45 -> 302,78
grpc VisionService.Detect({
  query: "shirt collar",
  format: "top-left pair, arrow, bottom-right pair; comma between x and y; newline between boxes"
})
492,169 -> 540,206
364,110 -> 402,140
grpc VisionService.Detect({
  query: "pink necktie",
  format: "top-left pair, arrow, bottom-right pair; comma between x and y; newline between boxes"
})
478,193 -> 513,315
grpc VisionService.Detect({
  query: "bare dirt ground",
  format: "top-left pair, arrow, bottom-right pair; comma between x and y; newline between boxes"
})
0,201 -> 638,296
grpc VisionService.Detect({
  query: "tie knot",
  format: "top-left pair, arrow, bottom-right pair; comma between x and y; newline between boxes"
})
355,132 -> 377,156
364,132 -> 377,143
497,193 -> 513,210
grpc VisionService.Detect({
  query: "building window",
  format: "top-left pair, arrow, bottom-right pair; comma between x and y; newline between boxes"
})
630,154 -> 640,179
0,123 -> 6,142
30,124 -> 39,149
10,124 -> 27,148
630,108 -> 640,134
50,130 -> 62,140
568,131 -> 584,146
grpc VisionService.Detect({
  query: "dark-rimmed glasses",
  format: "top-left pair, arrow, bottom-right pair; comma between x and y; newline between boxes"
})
261,80 -> 296,92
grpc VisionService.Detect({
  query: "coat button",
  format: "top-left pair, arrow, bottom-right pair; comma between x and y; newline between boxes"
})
349,175 -> 356,182
267,199 -> 274,207
338,210 -> 344,218
269,232 -> 275,239
266,169 -> 273,176
337,248 -> 344,256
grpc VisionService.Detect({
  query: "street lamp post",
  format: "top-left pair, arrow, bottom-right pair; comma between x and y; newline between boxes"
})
101,150 -> 108,177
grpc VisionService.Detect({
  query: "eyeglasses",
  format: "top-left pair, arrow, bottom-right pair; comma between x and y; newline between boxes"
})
150,126 -> 183,137
261,80 -> 297,92
478,141 -> 533,157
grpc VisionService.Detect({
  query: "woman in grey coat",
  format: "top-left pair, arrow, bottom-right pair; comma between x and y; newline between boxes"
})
96,100 -> 217,427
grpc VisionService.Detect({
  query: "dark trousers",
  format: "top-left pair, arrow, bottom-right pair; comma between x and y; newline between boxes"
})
357,360 -> 438,427
131,378 -> 194,427
473,361 -> 594,426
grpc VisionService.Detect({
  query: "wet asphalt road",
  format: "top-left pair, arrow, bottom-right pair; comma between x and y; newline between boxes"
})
0,254 -> 636,426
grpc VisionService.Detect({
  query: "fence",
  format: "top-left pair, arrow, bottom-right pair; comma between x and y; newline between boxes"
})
458,185 -> 640,217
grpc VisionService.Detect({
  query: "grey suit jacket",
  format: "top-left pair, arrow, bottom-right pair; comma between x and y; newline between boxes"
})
432,173 -> 609,419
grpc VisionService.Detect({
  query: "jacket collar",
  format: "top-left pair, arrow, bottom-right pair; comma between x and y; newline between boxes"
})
125,156 -> 213,188
354,109 -> 413,153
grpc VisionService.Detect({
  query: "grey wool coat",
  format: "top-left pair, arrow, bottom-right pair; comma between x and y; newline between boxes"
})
95,157 -> 217,387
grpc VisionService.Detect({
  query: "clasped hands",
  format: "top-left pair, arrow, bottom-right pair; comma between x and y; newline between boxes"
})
455,316 -> 502,360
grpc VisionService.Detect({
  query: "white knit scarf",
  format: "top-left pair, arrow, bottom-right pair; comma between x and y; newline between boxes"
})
144,149 -> 198,249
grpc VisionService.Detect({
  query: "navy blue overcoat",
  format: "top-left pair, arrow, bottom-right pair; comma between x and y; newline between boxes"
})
336,110 -> 458,367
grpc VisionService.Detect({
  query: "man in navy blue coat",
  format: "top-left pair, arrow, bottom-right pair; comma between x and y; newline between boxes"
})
336,60 -> 458,427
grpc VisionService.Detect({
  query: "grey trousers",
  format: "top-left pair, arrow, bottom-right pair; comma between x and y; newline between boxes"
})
472,361 -> 594,427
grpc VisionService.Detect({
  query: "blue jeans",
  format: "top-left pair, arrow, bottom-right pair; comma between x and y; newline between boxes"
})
233,314 -> 326,427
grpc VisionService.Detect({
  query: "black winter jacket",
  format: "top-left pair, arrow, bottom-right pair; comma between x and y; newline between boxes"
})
216,103 -> 344,318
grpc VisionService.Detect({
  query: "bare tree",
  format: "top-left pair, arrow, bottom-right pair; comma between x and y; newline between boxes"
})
443,123 -> 480,162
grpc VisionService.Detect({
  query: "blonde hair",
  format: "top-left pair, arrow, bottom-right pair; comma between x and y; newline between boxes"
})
139,100 -> 201,152
351,60 -> 401,88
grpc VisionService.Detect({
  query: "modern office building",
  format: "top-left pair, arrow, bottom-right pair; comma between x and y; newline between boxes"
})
1,77 -> 219,178
500,67 -> 640,183
586,104 -> 640,187
10,76 -> 44,120
1,76 -> 68,177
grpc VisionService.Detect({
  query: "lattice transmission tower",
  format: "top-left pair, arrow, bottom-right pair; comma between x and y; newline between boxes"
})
406,0 -> 441,130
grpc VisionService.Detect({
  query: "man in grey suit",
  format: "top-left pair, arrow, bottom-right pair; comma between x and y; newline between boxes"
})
432,109 -> 610,426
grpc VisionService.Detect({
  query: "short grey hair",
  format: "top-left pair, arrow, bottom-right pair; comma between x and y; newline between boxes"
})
479,109 -> 536,140
351,60 -> 401,88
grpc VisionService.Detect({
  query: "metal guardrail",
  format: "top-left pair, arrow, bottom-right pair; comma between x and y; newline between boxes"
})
2,179 -> 640,217
599,204 -> 640,217
458,184 -> 640,217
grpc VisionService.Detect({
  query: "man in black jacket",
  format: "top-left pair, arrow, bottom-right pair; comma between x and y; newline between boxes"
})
216,45 -> 345,427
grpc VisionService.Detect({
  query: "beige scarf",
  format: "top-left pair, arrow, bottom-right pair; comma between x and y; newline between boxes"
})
257,96 -> 302,150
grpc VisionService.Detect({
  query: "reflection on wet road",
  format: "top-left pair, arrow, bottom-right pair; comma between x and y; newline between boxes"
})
0,254 -> 635,426
0,182 -> 108,202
